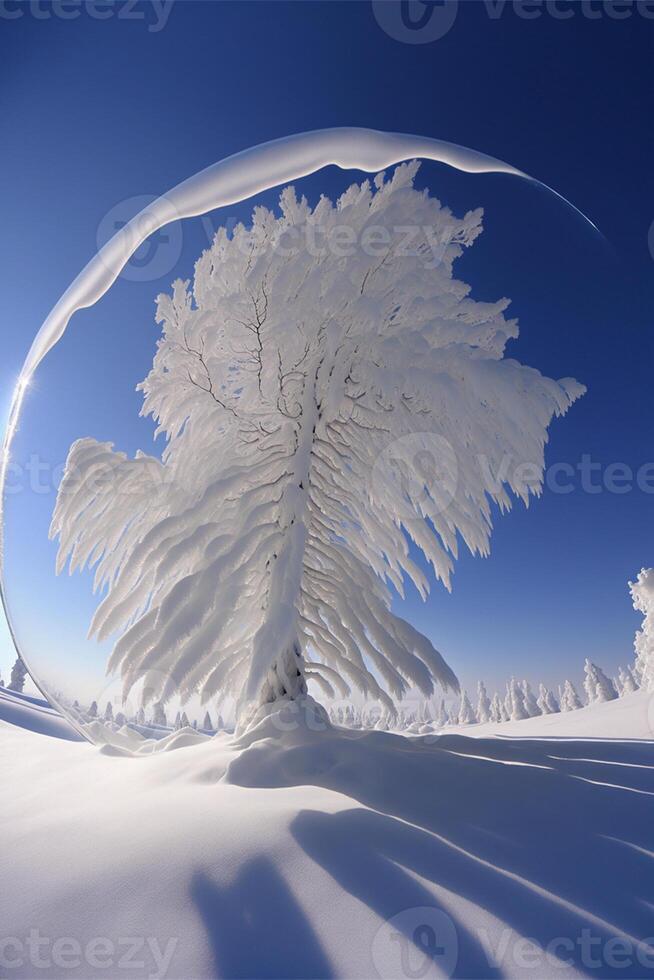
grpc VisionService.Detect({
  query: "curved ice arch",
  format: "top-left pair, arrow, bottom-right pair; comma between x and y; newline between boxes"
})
2,127 -> 599,492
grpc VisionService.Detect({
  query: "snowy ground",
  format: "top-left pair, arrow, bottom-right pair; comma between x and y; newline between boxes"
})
1,688 -> 654,980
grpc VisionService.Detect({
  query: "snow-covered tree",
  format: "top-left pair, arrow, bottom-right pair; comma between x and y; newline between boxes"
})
521,680 -> 540,717
104,702 -> 114,722
434,699 -> 449,728
560,679 -> 582,711
476,681 -> 491,723
506,677 -> 529,721
203,710 -> 213,731
136,706 -> 146,726
457,689 -> 476,725
152,701 -> 167,727
584,659 -> 617,704
180,711 -> 190,729
8,656 -> 27,693
618,665 -> 638,695
536,684 -> 559,714
88,700 -> 98,718
489,692 -> 503,723
115,711 -> 126,727
630,569 -> 654,690
50,163 -> 583,724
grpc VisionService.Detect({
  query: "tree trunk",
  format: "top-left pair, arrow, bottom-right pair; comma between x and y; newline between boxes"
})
259,641 -> 308,705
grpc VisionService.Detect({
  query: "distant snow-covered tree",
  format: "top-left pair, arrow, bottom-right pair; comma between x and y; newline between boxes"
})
203,711 -> 213,731
434,699 -> 449,728
618,665 -> 638,695
584,659 -> 617,704
560,679 -> 582,711
476,681 -> 491,723
521,680 -> 540,717
88,700 -> 98,719
115,711 -> 126,727
630,569 -> 654,690
104,702 -> 114,722
457,689 -> 476,725
536,684 -> 559,714
180,711 -> 190,729
8,656 -> 27,693
50,163 -> 583,724
489,692 -> 503,723
136,707 -> 146,726
152,701 -> 167,727
507,677 -> 529,721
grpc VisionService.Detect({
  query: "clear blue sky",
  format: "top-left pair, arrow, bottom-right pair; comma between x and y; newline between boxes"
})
0,1 -> 652,702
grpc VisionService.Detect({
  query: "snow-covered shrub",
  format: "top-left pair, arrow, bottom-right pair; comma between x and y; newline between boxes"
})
88,700 -> 98,718
50,164 -> 583,724
584,659 -> 618,703
202,711 -> 213,731
104,702 -> 114,722
630,569 -> 654,690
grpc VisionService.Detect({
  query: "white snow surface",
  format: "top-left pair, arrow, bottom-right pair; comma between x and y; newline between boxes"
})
1,686 -> 653,979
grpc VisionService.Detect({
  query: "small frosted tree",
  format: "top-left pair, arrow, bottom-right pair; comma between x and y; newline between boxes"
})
152,701 -> 167,727
8,656 -> 27,693
476,681 -> 491,723
630,569 -> 654,690
584,659 -> 617,704
435,698 -> 449,728
104,701 -> 114,722
560,679 -> 582,711
457,689 -> 476,725
203,711 -> 213,731
507,677 -> 529,721
88,700 -> 98,718
618,665 -> 638,695
136,706 -> 146,726
50,163 -> 583,724
489,692 -> 503,723
521,680 -> 540,717
536,684 -> 559,714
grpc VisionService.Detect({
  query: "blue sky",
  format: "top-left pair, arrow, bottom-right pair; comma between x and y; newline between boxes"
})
0,0 -> 652,702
